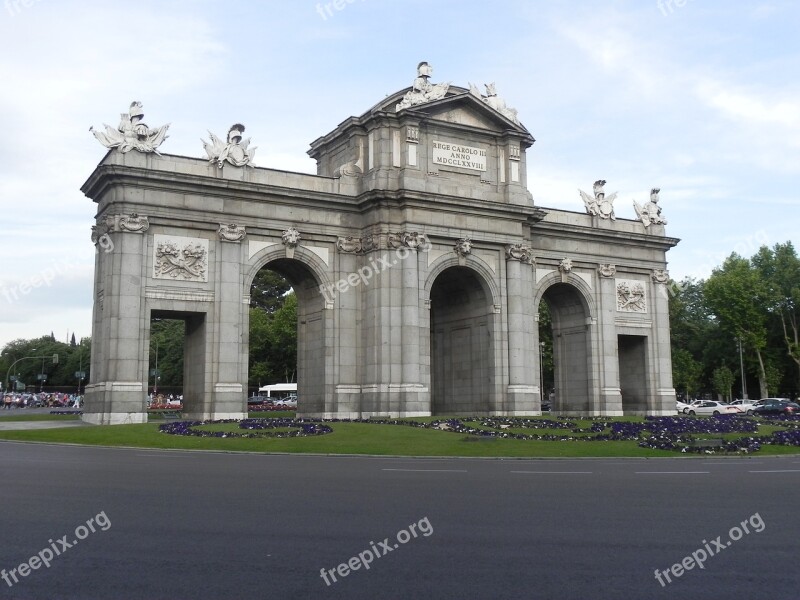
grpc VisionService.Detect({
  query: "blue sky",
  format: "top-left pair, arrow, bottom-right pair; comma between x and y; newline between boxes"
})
0,0 -> 798,347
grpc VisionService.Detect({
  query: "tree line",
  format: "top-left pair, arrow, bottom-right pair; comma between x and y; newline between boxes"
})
670,241 -> 799,400
1,333 -> 90,393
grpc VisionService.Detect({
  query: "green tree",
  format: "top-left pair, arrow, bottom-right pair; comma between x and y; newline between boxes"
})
148,319 -> 185,390
668,278 -> 712,354
764,362 -> 782,397
668,277 -> 727,396
268,293 -> 298,382
249,291 -> 298,387
250,269 -> 292,313
752,242 -> 800,388
672,348 -> 703,398
711,366 -> 735,402
248,305 -> 273,387
247,267 -> 297,389
705,255 -> 774,398
537,302 -> 553,395
1,335 -> 90,391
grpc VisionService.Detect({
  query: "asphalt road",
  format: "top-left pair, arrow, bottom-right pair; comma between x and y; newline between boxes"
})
1,442 -> 798,599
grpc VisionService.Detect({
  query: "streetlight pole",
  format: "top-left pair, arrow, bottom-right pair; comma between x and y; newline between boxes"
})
4,352 -> 38,394
736,337 -> 747,400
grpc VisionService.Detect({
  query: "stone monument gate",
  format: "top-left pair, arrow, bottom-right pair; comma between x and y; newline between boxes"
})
82,65 -> 678,424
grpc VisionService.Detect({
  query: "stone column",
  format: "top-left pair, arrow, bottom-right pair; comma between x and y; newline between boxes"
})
399,238 -> 428,416
505,247 -> 537,414
597,264 -> 623,416
204,224 -> 248,420
82,213 -> 150,425
332,236 -> 363,419
650,270 -> 676,415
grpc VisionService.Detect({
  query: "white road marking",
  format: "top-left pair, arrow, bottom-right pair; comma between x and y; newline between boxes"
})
381,468 -> 467,472
635,471 -> 710,474
748,469 -> 800,473
510,471 -> 593,474
701,461 -> 761,464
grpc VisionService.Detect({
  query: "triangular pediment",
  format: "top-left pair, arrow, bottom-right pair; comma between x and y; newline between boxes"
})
373,86 -> 533,138
427,101 -> 510,130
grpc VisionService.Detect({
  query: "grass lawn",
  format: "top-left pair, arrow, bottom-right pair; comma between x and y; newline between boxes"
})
0,414 -> 797,457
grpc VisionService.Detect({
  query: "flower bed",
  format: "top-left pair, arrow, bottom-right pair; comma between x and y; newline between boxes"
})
158,414 -> 800,454
159,418 -> 331,438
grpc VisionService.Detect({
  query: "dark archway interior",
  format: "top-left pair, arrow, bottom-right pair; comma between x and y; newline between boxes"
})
542,283 -> 591,413
430,267 -> 494,414
252,258 -> 325,414
618,334 -> 648,412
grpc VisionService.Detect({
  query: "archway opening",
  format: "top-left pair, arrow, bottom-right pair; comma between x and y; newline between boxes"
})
537,302 -> 554,409
618,334 -> 648,413
248,258 -> 324,415
147,312 -> 201,414
430,266 -> 494,415
541,283 -> 591,414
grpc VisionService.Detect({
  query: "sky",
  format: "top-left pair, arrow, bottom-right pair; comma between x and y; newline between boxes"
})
0,0 -> 798,349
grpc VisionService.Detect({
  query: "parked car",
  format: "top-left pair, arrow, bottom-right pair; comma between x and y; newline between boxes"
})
687,401 -> 742,416
729,399 -> 758,416
682,399 -> 707,414
756,397 -> 791,404
753,400 -> 800,416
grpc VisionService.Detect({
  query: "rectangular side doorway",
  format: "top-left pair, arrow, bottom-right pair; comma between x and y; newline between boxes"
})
618,334 -> 648,414
150,310 -> 207,416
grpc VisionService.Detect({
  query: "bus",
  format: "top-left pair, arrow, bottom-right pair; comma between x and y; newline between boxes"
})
257,383 -> 297,399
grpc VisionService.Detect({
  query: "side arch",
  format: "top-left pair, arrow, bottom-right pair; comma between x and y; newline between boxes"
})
534,272 -> 598,415
243,243 -> 335,416
532,271 -> 597,322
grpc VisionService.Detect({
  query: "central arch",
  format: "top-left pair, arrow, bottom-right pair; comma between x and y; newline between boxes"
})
429,266 -> 496,415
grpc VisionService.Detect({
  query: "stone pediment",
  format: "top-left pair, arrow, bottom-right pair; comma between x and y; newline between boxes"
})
426,99 -> 516,132
375,87 -> 532,138
308,75 -> 535,204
